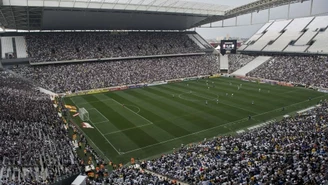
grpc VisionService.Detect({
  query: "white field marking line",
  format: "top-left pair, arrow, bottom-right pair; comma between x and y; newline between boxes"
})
121,94 -> 328,154
64,98 -> 110,161
92,120 -> 110,125
125,105 -> 141,114
90,118 -> 122,155
121,117 -> 248,154
69,98 -> 122,154
70,97 -> 81,108
88,108 -> 110,123
110,98 -> 154,125
105,103 -> 234,136
104,122 -> 154,135
77,123 -> 111,162
77,99 -> 113,106
184,91 -> 259,114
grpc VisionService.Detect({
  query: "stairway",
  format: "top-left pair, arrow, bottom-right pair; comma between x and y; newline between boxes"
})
219,54 -> 229,70
232,56 -> 271,76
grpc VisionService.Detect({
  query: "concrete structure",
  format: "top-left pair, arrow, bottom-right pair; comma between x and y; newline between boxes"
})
232,56 -> 271,76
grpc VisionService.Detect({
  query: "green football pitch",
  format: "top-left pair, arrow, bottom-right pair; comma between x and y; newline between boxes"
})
64,77 -> 327,164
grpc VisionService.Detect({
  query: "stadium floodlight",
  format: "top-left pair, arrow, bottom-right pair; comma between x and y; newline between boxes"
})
79,108 -> 89,121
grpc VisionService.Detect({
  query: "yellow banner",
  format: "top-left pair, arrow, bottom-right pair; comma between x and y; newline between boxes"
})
65,105 -> 77,110
209,74 -> 221,79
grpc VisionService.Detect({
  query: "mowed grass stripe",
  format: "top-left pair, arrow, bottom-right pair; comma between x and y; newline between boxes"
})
65,97 -> 124,156
94,94 -> 150,127
64,77 -> 326,164
174,82 -> 275,113
84,94 -> 160,149
173,81 -> 273,112
210,78 -> 321,102
147,86 -> 237,122
203,78 -> 305,102
115,89 -> 225,132
79,95 -> 141,152
183,80 -> 285,107
182,79 -> 309,111
121,88 -> 216,133
111,90 -> 197,135
70,96 -> 94,109
155,85 -> 249,121
83,95 -> 134,130
108,92 -> 193,143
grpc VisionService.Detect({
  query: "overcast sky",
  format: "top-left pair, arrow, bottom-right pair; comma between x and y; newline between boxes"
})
193,0 -> 328,40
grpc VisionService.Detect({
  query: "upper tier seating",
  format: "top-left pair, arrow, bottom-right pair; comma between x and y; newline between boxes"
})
25,32 -> 201,63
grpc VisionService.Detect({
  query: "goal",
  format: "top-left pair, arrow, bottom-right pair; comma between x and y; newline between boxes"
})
79,108 -> 89,121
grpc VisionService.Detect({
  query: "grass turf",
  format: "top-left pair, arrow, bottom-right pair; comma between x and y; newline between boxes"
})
63,77 -> 328,164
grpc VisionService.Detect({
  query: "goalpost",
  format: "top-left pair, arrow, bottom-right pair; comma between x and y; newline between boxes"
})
79,108 -> 89,121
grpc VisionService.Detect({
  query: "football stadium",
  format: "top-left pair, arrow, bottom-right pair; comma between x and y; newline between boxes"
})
0,0 -> 328,184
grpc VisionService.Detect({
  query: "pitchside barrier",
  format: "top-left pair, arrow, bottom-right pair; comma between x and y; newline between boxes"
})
230,75 -> 294,87
60,74 -> 216,97
224,75 -> 328,92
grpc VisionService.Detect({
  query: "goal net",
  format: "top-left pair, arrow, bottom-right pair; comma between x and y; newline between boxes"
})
79,108 -> 89,121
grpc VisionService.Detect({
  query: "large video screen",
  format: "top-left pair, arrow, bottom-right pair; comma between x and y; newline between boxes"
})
220,40 -> 237,55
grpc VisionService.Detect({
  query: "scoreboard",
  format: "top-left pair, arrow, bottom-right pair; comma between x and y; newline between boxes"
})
220,40 -> 237,55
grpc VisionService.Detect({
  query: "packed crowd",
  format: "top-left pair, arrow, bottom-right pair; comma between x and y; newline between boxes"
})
4,52 -> 328,184
66,121 -> 171,185
146,100 -> 328,184
248,55 -> 328,88
228,54 -> 256,73
26,32 -> 201,63
13,55 -> 219,93
0,71 -> 80,184
0,71 -> 172,185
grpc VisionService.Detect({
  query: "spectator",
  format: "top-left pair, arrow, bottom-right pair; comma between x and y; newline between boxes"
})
146,100 -> 328,184
26,32 -> 201,63
0,71 -> 80,184
248,55 -> 328,88
13,55 -> 219,93
229,54 -> 256,73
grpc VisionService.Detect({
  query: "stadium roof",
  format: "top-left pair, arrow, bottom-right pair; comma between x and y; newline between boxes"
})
2,0 -> 230,15
0,0 -> 308,31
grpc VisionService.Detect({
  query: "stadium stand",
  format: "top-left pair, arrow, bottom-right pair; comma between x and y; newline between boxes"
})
187,34 -> 213,49
247,55 -> 328,88
285,16 -> 328,53
4,62 -> 328,184
240,15 -> 328,54
232,56 -> 271,76
263,17 -> 314,52
246,19 -> 292,51
0,71 -> 80,184
0,0 -> 327,184
13,55 -> 219,93
307,27 -> 328,54
145,100 -> 328,184
228,54 -> 257,73
25,32 -> 203,63
187,34 -> 206,49
238,22 -> 273,51
193,34 -> 213,49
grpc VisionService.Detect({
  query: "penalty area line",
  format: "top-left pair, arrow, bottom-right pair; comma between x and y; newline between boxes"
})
91,120 -> 123,155
110,98 -> 154,126
104,122 -> 153,135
